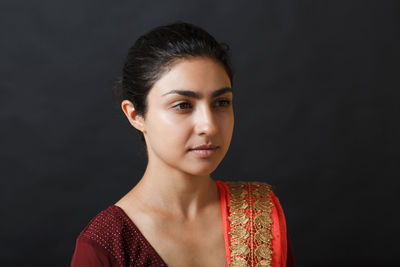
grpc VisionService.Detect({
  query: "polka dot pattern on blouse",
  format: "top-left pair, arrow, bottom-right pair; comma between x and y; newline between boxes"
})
76,205 -> 168,267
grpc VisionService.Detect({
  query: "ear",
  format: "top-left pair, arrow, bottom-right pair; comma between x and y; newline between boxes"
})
121,100 -> 146,133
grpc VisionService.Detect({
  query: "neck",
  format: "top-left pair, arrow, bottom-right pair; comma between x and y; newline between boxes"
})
131,159 -> 219,220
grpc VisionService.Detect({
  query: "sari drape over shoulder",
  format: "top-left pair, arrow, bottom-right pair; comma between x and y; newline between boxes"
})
71,180 -> 294,267
216,181 -> 290,267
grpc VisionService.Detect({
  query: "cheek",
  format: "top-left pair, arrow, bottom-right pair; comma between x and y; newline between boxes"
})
147,110 -> 190,146
159,112 -> 189,134
219,114 -> 234,150
220,112 -> 234,134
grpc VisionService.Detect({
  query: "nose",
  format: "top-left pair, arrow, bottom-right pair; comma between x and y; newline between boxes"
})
194,104 -> 218,136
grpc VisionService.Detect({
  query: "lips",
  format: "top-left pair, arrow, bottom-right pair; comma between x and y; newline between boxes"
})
189,144 -> 219,158
190,144 -> 218,150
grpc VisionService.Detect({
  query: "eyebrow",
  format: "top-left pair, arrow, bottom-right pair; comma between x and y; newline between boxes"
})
161,87 -> 233,99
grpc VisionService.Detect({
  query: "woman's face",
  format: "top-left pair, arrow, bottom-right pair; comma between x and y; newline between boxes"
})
141,57 -> 234,176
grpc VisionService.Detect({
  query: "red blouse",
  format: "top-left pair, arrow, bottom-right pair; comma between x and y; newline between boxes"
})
71,181 -> 295,266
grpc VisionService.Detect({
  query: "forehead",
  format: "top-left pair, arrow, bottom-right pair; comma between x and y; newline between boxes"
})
150,57 -> 232,98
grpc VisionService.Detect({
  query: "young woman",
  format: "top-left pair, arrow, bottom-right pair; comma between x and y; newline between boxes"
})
71,22 -> 295,267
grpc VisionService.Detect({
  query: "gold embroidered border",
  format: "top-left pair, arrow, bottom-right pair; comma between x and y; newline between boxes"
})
227,181 -> 274,267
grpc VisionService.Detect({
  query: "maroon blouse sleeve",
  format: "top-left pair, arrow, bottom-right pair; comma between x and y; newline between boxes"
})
71,237 -> 117,267
71,206 -> 168,267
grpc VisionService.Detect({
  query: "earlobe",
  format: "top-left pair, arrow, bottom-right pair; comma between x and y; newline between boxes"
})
121,100 -> 145,132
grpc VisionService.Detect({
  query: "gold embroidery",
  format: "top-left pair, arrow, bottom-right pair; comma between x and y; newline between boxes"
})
253,183 -> 270,197
228,210 -> 249,226
250,183 -> 254,264
230,242 -> 250,256
254,213 -> 273,227
227,181 -> 274,267
256,260 -> 272,267
231,226 -> 250,241
254,199 -> 272,212
254,228 -> 272,243
231,257 -> 250,267
229,199 -> 249,210
255,244 -> 272,259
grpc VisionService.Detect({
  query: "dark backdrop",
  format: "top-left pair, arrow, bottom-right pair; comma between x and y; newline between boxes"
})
1,0 -> 399,266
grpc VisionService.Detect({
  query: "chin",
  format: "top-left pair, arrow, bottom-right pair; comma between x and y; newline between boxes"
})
184,163 -> 219,177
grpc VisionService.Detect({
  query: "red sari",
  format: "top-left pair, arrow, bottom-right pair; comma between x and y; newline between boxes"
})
216,181 -> 292,267
71,181 -> 294,266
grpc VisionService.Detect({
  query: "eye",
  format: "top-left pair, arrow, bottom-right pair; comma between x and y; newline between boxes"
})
173,102 -> 192,110
214,99 -> 231,107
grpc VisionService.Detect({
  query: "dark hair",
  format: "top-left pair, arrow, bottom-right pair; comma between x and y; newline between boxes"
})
112,21 -> 233,144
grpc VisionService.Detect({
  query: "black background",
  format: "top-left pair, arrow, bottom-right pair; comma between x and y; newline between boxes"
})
1,0 -> 399,266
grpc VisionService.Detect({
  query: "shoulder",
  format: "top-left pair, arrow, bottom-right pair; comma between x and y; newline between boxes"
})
226,180 -> 273,189
78,205 -> 128,245
219,180 -> 289,265
72,205 -> 168,266
72,205 -> 131,266
218,180 -> 272,188
218,180 -> 275,196
218,180 -> 285,220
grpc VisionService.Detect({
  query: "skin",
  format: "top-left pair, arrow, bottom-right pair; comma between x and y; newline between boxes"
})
116,57 -> 234,267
